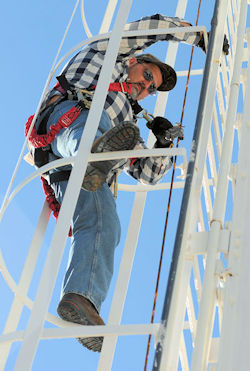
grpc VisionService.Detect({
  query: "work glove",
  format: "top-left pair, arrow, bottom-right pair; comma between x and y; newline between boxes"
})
198,32 -> 229,55
147,116 -> 184,148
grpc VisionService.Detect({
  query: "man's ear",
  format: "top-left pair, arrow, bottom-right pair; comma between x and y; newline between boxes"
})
129,57 -> 137,66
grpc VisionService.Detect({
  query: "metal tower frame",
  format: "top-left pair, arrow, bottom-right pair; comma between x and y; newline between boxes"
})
0,0 -> 249,370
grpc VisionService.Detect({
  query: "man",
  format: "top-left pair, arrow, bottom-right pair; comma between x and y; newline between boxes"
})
33,14 -> 228,352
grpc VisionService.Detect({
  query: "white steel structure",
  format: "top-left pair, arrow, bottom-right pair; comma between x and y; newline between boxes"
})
0,0 -> 250,370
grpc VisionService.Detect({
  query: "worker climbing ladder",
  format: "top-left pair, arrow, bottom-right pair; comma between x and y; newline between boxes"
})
0,0 -> 249,370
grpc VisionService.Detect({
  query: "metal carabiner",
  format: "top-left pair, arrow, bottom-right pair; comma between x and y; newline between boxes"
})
136,109 -> 155,126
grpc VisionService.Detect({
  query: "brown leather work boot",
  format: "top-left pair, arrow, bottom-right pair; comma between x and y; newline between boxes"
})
82,122 -> 140,191
57,293 -> 104,352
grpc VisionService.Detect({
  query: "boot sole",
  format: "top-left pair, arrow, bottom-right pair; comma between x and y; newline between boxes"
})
82,123 -> 140,192
57,301 -> 103,352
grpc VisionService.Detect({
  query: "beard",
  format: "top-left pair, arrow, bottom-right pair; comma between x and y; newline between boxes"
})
129,82 -> 145,100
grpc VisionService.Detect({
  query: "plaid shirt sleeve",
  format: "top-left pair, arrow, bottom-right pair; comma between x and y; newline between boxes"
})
89,13 -> 201,56
124,142 -> 173,185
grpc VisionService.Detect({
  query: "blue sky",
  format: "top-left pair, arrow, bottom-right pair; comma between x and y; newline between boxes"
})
0,1 -> 226,370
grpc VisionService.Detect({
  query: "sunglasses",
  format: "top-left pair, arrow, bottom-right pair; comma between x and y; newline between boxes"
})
143,69 -> 157,95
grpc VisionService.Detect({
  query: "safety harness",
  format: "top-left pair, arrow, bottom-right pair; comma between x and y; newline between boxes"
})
25,75 -> 142,172
25,76 -> 143,233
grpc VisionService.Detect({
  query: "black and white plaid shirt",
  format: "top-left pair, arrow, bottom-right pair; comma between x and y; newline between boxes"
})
47,14 -> 201,186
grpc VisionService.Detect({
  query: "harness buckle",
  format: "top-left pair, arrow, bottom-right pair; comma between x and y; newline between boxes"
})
136,109 -> 154,124
76,89 -> 93,109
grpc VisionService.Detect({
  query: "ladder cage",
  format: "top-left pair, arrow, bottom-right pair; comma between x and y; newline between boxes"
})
0,0 -> 249,370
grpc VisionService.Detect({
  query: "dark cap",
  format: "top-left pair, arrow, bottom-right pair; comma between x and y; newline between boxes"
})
136,53 -> 177,91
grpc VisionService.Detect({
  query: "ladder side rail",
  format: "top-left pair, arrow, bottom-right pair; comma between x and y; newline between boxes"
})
152,0 -> 230,369
98,1 -> 195,369
191,0 -> 248,369
0,201 -> 51,369
14,1 -> 134,369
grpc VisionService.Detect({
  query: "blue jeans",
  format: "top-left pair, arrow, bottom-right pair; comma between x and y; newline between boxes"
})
46,100 -> 121,312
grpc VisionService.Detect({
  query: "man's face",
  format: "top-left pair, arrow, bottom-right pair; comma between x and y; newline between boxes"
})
127,57 -> 163,101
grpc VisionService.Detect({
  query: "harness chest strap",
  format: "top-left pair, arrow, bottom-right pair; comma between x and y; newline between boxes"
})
90,82 -> 132,94
56,73 -> 133,95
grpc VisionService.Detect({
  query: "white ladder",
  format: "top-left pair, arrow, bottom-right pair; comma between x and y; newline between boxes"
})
0,0 -> 249,370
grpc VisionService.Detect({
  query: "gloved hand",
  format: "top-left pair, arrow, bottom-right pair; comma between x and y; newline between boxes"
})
198,32 -> 229,55
147,116 -> 184,148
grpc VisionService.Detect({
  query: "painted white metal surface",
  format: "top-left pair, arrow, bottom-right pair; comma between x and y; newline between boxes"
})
217,28 -> 250,371
0,0 -> 249,370
98,0 -> 192,368
191,1 -> 248,369
157,0 -> 231,368
14,1 -> 134,370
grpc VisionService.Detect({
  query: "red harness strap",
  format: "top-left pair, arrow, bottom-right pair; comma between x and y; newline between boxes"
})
41,177 -> 72,237
25,81 -> 133,237
25,110 -> 81,237
24,103 -> 84,148
54,81 -> 133,96
91,82 -> 132,95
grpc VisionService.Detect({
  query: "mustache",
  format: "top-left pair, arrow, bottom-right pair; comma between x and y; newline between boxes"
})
130,82 -> 145,97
